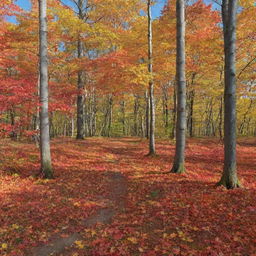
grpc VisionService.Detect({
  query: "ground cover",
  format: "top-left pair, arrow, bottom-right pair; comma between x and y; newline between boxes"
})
0,137 -> 255,255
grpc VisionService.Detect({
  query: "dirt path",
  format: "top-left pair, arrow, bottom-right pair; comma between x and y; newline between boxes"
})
30,172 -> 127,256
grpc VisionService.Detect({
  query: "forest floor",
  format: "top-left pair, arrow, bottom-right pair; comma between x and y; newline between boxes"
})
0,137 -> 256,256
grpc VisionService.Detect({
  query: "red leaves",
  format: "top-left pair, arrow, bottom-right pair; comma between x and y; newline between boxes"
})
0,137 -> 256,255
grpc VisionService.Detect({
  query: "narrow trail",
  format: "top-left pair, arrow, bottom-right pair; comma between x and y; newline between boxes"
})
30,171 -> 127,256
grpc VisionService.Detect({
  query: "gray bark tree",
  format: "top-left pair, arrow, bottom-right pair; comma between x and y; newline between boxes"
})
39,0 -> 53,178
217,0 -> 240,188
171,0 -> 186,173
147,0 -> 156,155
76,0 -> 86,139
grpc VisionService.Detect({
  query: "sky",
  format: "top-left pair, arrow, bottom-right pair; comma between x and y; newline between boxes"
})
13,0 -> 168,18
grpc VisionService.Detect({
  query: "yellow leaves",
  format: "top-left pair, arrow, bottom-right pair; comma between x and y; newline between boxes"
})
127,237 -> 138,244
177,230 -> 194,243
11,224 -> 20,230
163,232 -> 177,239
74,240 -> 85,249
85,228 -> 97,237
105,153 -> 116,162
73,201 -> 81,207
163,230 -> 193,243
1,243 -> 7,249
239,0 -> 255,8
147,200 -> 161,207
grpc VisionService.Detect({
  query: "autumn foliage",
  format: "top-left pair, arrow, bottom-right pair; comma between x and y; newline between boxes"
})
0,0 -> 256,255
0,0 -> 255,137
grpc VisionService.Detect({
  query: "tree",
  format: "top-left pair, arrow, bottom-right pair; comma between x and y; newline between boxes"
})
171,0 -> 186,173
39,0 -> 53,178
76,0 -> 86,139
217,0 -> 239,188
147,0 -> 156,155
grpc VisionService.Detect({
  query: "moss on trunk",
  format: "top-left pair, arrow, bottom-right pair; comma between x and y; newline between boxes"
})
42,161 -> 54,179
216,169 -> 241,189
171,162 -> 185,174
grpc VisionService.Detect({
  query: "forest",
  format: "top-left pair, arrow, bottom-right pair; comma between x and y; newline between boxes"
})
0,0 -> 256,255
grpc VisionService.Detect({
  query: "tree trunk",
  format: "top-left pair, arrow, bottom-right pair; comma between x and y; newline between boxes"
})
39,0 -> 53,178
162,84 -> 169,135
76,0 -> 85,139
71,115 -> 74,137
171,0 -> 186,173
134,95 -> 139,136
107,95 -> 113,137
171,84 -> 176,139
217,0 -> 239,189
187,73 -> 196,137
219,96 -> 223,139
76,38 -> 85,139
147,0 -> 155,155
145,91 -> 150,139
121,100 -> 126,136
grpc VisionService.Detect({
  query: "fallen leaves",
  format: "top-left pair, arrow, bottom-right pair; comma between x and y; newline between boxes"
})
74,240 -> 85,249
0,137 -> 256,255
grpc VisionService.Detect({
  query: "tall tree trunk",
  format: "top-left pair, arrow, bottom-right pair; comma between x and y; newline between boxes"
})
145,91 -> 150,139
76,38 -> 85,139
121,100 -> 126,136
36,75 -> 40,130
39,0 -> 53,178
171,0 -> 186,173
187,73 -> 196,137
147,0 -> 155,155
76,0 -> 85,139
134,95 -> 139,136
171,84 -> 176,139
71,115 -> 75,137
162,84 -> 169,134
107,95 -> 113,137
219,96 -> 223,139
218,0 -> 239,188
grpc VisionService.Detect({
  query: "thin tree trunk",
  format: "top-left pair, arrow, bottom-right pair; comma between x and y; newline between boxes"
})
121,100 -> 126,136
162,84 -> 169,134
171,84 -> 176,139
145,91 -> 150,139
107,95 -> 113,137
187,73 -> 195,137
217,0 -> 239,188
76,0 -> 85,139
171,0 -> 186,173
76,38 -> 85,139
219,96 -> 223,139
147,0 -> 155,155
39,0 -> 53,178
134,95 -> 139,136
36,75 -> 40,130
71,115 -> 74,137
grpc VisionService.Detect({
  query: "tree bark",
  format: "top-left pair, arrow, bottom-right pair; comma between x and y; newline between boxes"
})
171,0 -> 186,173
76,37 -> 85,139
147,0 -> 156,155
187,73 -> 196,137
76,0 -> 85,139
134,95 -> 139,136
217,0 -> 240,189
162,84 -> 169,134
171,83 -> 176,139
39,0 -> 53,178
145,91 -> 150,139
120,100 -> 126,136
